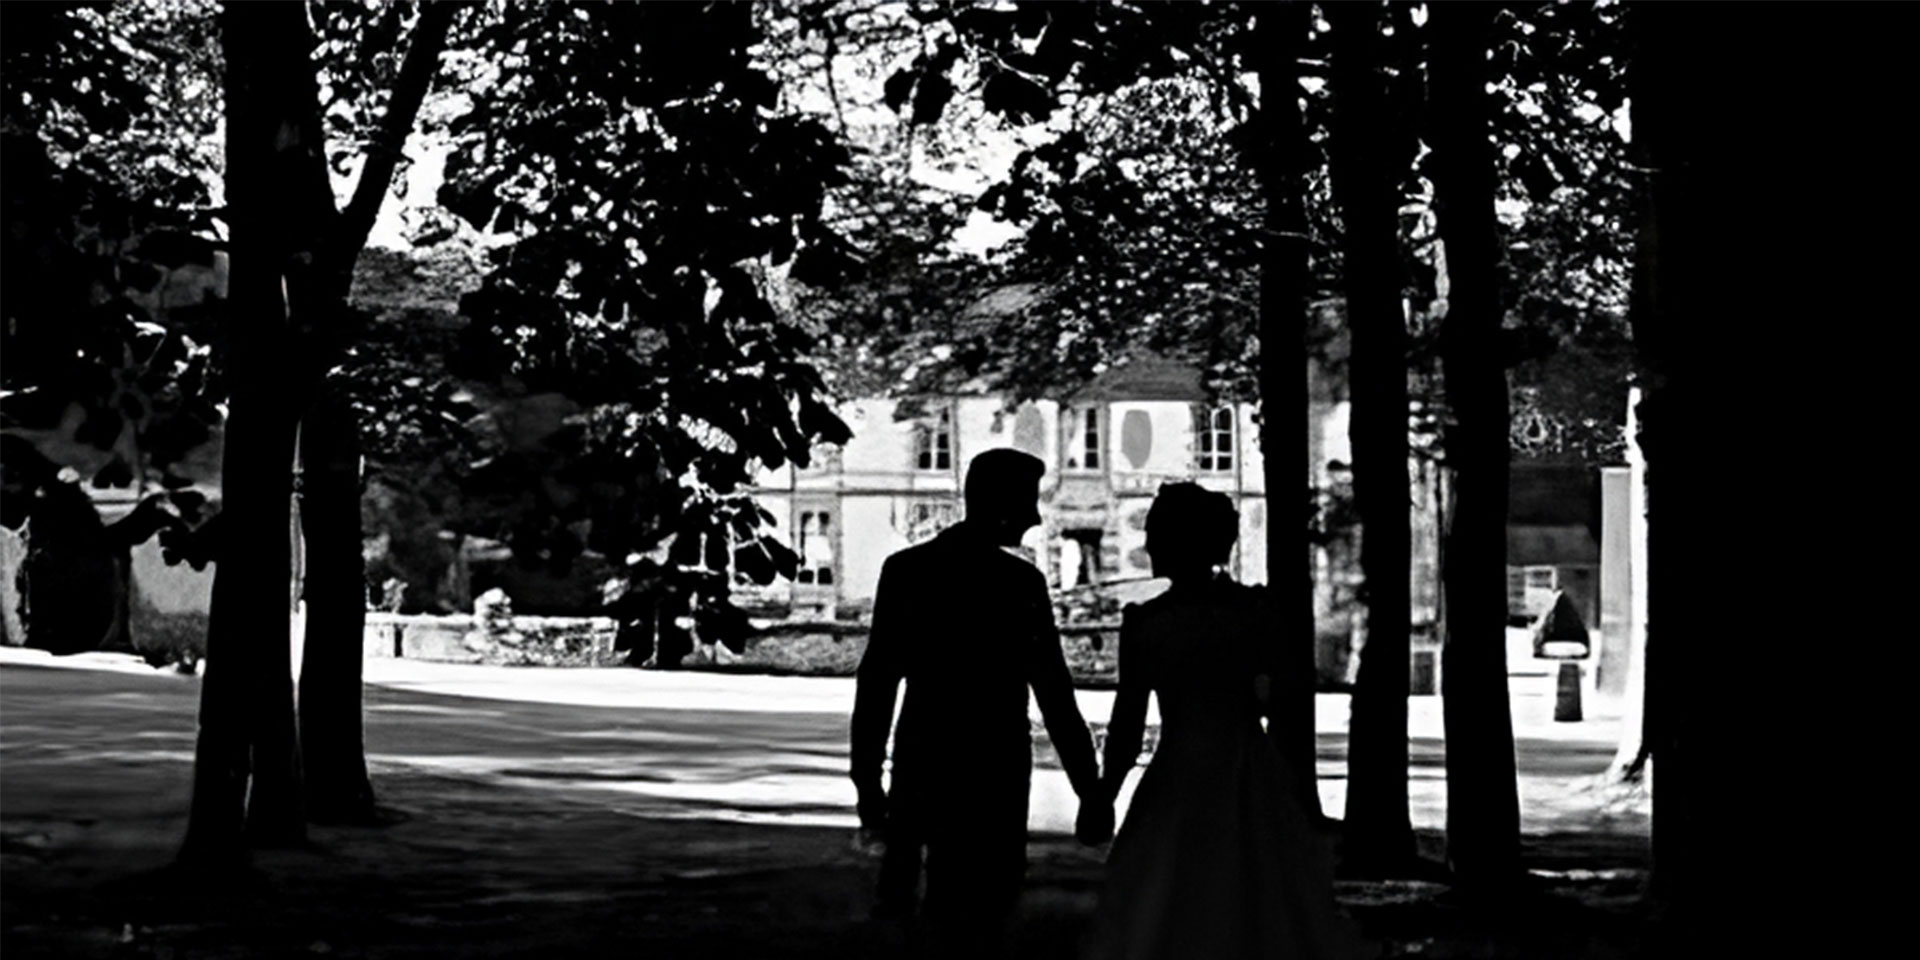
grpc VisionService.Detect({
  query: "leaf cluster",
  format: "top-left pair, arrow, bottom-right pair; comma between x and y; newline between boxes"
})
428,1 -> 859,648
838,1 -> 1635,467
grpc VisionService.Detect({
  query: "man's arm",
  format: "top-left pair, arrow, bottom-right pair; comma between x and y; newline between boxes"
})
850,556 -> 906,829
1025,571 -> 1099,800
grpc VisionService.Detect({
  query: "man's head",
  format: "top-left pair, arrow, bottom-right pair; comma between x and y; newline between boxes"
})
964,448 -> 1046,546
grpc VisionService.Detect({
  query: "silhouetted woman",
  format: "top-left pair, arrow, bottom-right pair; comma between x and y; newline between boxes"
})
1079,482 -> 1370,960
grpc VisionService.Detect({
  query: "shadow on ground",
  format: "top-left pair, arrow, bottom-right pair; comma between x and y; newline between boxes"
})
4,770 -> 1653,959
1,660 -> 1654,959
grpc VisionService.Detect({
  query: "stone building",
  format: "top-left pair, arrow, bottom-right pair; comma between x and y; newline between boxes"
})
746,358 -> 1277,617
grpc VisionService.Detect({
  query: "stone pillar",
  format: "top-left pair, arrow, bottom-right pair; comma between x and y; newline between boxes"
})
1596,466 -> 1634,696
0,523 -> 25,646
1555,661 -> 1585,722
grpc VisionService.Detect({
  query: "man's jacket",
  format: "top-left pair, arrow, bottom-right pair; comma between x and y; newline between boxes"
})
849,521 -> 1098,815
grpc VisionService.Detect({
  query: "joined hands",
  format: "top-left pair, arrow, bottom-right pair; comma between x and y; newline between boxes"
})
1075,796 -> 1116,846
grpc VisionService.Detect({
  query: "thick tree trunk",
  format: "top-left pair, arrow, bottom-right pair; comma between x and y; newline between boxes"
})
297,397 -> 377,823
1623,6 -> 1899,952
1628,6 -> 1694,932
1252,0 -> 1323,821
1324,1 -> 1415,874
180,1 -> 316,865
1427,1 -> 1522,891
1605,387 -> 1650,782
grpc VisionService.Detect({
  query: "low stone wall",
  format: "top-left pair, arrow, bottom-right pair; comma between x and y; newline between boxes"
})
1059,625 -> 1120,685
718,624 -> 869,675
678,621 -> 1121,684
364,612 -> 621,667
355,598 -> 1146,688
361,613 -> 1125,683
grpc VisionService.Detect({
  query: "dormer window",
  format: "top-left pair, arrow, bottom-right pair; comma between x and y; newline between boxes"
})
1195,406 -> 1234,473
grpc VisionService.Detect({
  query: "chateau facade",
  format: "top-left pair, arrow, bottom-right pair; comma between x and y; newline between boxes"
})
747,360 -> 1312,615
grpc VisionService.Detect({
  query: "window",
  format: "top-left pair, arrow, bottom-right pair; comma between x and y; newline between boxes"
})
1060,529 -> 1105,589
796,510 -> 835,586
800,445 -> 842,475
916,407 -> 953,471
1195,406 -> 1234,472
1066,407 -> 1101,471
906,500 -> 958,542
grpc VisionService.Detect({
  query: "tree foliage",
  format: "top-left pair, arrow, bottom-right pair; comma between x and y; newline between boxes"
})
2,0 -> 225,568
428,1 -> 856,652
7,0 -> 866,659
806,1 -> 1634,468
1485,2 -> 1634,464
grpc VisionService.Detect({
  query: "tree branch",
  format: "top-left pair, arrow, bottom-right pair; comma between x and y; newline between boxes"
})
337,1 -> 458,260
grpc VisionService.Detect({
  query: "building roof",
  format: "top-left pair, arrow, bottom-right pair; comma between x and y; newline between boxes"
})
1067,357 -> 1210,403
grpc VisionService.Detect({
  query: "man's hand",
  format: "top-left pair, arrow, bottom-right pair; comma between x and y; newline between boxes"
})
855,777 -> 888,833
1075,797 -> 1115,846
851,826 -> 887,859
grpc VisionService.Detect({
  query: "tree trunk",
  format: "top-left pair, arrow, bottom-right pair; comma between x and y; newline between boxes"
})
1624,5 -> 1884,949
180,1 -> 318,865
1427,1 -> 1522,891
1606,387 -> 1650,782
1252,0 -> 1323,821
1625,4 -> 1896,954
1324,0 -> 1415,875
297,397 -> 377,823
1627,5 -> 1694,931
285,0 -> 452,825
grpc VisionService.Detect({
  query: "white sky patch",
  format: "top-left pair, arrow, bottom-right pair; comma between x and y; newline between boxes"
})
949,209 -> 1023,256
363,130 -> 456,251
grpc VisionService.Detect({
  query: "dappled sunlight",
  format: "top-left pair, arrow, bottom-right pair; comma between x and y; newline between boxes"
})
367,702 -> 511,719
1,645 -> 1648,844
0,748 -> 195,766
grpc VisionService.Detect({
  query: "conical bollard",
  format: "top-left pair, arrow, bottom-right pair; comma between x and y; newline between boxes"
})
1554,661 -> 1583,722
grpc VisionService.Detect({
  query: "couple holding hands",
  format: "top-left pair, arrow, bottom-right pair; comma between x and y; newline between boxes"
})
850,449 -> 1368,959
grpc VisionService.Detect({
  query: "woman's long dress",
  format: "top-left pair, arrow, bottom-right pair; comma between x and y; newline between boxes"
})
1083,580 -> 1371,960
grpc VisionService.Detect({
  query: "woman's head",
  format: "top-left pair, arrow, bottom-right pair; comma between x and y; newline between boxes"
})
1145,482 -> 1238,580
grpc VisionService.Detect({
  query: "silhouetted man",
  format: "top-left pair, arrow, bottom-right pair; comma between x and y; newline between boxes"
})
850,447 -> 1099,953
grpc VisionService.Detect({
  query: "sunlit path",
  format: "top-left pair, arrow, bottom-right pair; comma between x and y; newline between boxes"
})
1,647 -> 1642,840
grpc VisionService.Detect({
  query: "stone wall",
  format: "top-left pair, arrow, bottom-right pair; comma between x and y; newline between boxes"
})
364,611 -> 622,667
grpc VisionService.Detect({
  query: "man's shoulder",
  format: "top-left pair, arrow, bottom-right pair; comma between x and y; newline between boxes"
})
876,540 -> 936,588
889,530 -> 1044,586
883,538 -> 939,567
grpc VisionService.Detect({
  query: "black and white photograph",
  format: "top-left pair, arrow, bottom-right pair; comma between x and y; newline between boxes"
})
1,1 -> 1901,957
